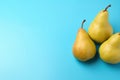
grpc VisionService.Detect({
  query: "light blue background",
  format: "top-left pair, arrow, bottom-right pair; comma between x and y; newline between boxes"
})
0,0 -> 120,80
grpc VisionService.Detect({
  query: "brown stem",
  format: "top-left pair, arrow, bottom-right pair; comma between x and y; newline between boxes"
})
81,19 -> 86,28
104,4 -> 111,11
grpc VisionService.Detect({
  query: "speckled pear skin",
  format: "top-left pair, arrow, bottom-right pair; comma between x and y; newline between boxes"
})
99,33 -> 120,64
88,5 -> 113,43
72,20 -> 96,61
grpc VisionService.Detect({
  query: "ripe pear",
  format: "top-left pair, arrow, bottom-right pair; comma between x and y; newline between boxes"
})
72,20 -> 96,61
88,4 -> 113,43
99,33 -> 120,64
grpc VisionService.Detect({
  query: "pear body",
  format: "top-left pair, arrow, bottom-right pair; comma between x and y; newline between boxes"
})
88,10 -> 113,43
73,28 -> 96,61
99,33 -> 120,64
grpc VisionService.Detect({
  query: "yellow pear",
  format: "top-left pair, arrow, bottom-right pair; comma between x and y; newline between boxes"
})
88,4 -> 113,43
99,33 -> 120,64
72,20 -> 96,61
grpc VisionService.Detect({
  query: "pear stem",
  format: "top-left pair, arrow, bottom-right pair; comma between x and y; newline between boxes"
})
104,4 -> 111,11
81,19 -> 86,28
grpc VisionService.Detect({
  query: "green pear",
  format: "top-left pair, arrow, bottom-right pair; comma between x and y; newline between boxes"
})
99,33 -> 120,64
72,20 -> 96,61
88,4 -> 113,43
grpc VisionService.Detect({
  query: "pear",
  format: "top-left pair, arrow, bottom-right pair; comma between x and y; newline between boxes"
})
72,20 -> 96,61
88,4 -> 113,43
99,33 -> 120,64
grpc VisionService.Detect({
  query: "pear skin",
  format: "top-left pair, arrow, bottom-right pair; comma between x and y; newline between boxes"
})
88,4 -> 113,43
72,20 -> 96,61
99,33 -> 120,64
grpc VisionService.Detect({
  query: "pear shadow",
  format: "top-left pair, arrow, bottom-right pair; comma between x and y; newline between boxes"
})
104,62 -> 120,69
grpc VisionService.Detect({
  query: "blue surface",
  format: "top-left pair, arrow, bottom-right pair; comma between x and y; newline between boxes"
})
0,0 -> 120,80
